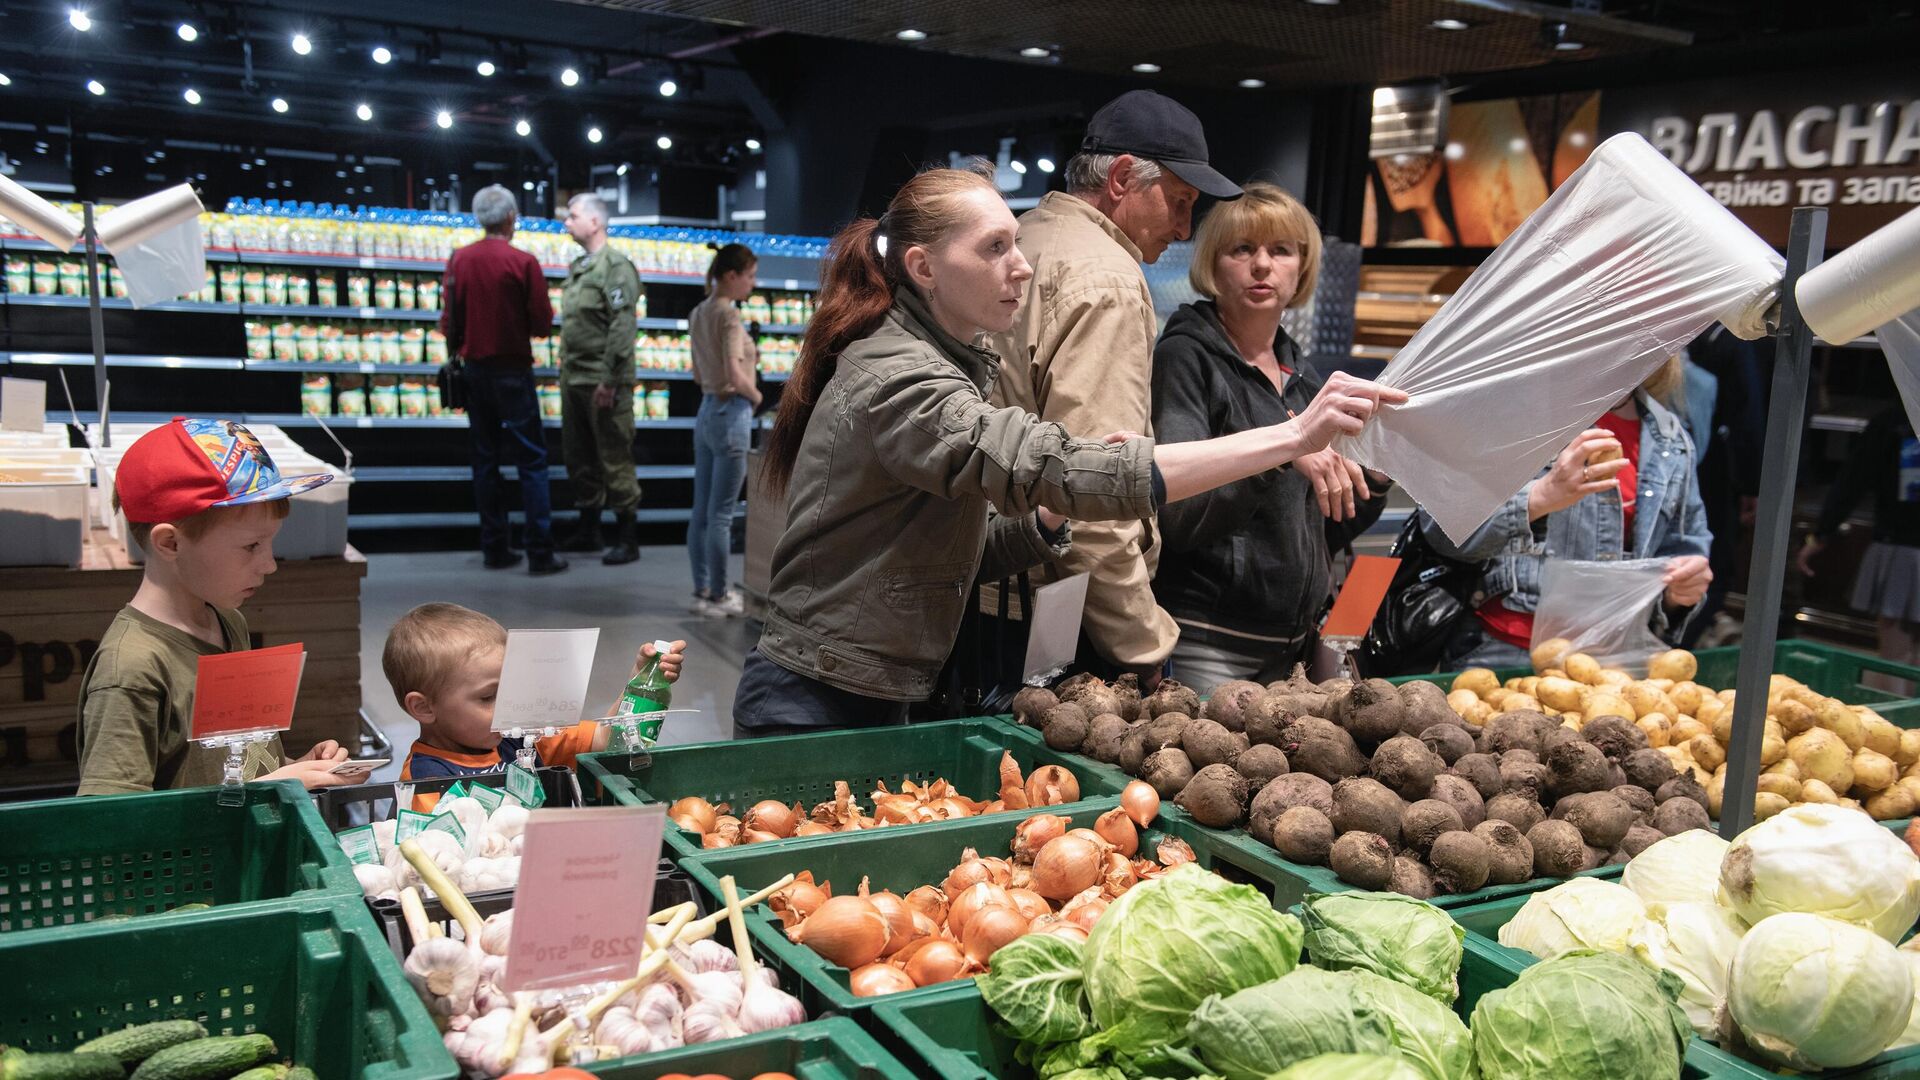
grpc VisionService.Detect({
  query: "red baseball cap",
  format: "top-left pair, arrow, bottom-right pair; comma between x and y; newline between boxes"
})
116,417 -> 333,523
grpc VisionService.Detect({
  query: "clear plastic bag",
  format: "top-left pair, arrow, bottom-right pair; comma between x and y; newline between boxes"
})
96,184 -> 207,309
1530,558 -> 1670,671
1879,309 -> 1920,437
1340,133 -> 1785,545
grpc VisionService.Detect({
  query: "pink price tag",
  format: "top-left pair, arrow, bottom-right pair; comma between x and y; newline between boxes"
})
190,644 -> 305,740
501,806 -> 666,994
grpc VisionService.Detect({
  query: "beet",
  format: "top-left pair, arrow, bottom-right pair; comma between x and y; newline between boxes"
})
1420,724 -> 1476,765
1145,680 -> 1200,719
1545,740 -> 1612,802
1012,686 -> 1059,729
1401,799 -> 1465,857
1142,748 -> 1196,799
1280,717 -> 1369,784
1200,680 -> 1266,732
1611,784 -> 1656,825
1620,823 -> 1666,858
1332,777 -> 1405,845
1181,718 -> 1249,770
1656,775 -> 1711,812
1499,760 -> 1552,800
1474,820 -> 1535,885
1398,680 -> 1459,737
1582,715 -> 1648,762
1175,763 -> 1250,828
1371,735 -> 1444,800
1485,792 -> 1547,834
1653,797 -> 1711,836
1232,743 -> 1290,788
1527,820 -> 1587,877
1483,711 -> 1554,756
1271,806 -> 1335,864
1555,791 -> 1635,849
1428,773 -> 1486,830
1043,706 -> 1091,752
1249,773 -> 1335,844
1333,678 -> 1407,748
1389,855 -> 1437,900
1450,753 -> 1504,801
1330,831 -> 1394,890
1623,749 -> 1679,792
1082,714 -> 1133,764
1429,831 -> 1492,894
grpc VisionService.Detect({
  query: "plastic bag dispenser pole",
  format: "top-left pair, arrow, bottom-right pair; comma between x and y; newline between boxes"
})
1721,205 -> 1827,838
81,204 -> 109,448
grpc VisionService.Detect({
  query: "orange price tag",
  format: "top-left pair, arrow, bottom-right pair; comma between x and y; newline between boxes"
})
1321,555 -> 1402,641
190,644 -> 305,740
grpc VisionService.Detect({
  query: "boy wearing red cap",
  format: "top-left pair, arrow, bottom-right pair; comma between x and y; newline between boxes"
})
75,418 -> 354,795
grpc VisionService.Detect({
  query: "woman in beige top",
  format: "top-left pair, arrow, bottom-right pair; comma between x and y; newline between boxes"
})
686,242 -> 761,616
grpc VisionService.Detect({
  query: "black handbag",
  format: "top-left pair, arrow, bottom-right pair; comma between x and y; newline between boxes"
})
437,355 -> 469,413
1355,514 -> 1485,678
911,573 -> 1035,722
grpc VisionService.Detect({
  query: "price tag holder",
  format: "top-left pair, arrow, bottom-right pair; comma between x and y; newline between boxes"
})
1319,555 -> 1402,676
0,375 -> 46,433
395,808 -> 433,843
423,814 -> 467,847
501,805 -> 666,994
469,784 -> 506,813
493,628 -> 600,734
1022,572 -> 1090,685
338,825 -> 382,866
191,644 -> 305,741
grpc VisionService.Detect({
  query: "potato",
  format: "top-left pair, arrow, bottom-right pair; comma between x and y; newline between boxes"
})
1535,677 -> 1585,713
1761,725 -> 1788,767
1865,785 -> 1918,821
1712,709 -> 1734,745
1668,682 -> 1706,716
1648,678 -> 1677,692
1771,699 -> 1815,736
1515,676 -> 1542,699
1863,715 -> 1903,759
1789,728 -> 1854,792
1799,778 -> 1841,804
1840,797 -> 1864,812
1687,733 -> 1727,773
1765,757 -> 1802,781
1707,770 -> 1726,817
1695,697 -> 1726,728
1503,693 -> 1543,713
1755,791 -> 1791,820
1898,776 -> 1920,806
1447,689 -> 1482,718
1851,749 -> 1900,793
1623,682 -> 1667,719
1757,772 -> 1802,801
1597,670 -> 1635,691
1542,668 -> 1569,681
1565,653 -> 1603,685
1484,688 -> 1513,709
1586,692 -> 1637,722
1532,637 -> 1572,674
1819,700 -> 1866,751
1898,729 -> 1920,769
1636,713 -> 1673,748
1464,699 -> 1496,727
1648,649 -> 1699,682
1670,717 -> 1709,746
1452,668 -> 1499,698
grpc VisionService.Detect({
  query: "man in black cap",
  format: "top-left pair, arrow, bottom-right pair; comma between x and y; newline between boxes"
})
987,89 -> 1242,689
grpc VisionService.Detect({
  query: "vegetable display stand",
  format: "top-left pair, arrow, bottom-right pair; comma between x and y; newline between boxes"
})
1449,893 -> 1920,1079
311,764 -> 580,830
577,717 -> 1129,859
374,868 -> 700,957
675,800 -> 1304,1022
580,1017 -> 914,1079
0,778 -> 359,933
0,899 -> 457,1079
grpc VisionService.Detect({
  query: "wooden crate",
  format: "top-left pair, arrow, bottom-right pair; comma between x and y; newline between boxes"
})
0,528 -> 366,792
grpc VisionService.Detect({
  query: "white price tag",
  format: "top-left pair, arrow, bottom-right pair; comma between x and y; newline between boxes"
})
359,306 -> 377,319
358,257 -> 377,269
493,628 -> 600,732
1022,572 -> 1091,685
501,806 -> 666,993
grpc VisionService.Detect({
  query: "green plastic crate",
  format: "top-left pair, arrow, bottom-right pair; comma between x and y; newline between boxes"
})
0,899 -> 456,1079
583,1017 -> 914,1078
1450,892 -> 1920,1078
676,800 -> 1312,1021
578,718 -> 1129,860
0,779 -> 360,934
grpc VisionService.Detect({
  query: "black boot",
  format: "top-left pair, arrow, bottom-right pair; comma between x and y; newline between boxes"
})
602,511 -> 640,565
527,550 -> 570,576
559,508 -> 605,553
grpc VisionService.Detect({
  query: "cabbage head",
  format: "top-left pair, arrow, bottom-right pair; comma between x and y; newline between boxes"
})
1622,829 -> 1730,907
1263,1053 -> 1425,1080
1626,901 -> 1747,1038
1083,863 -> 1303,1043
1727,912 -> 1914,1071
1187,966 -> 1470,1080
1718,802 -> 1920,942
978,933 -> 1094,1045
1470,950 -> 1690,1079
1888,945 -> 1920,1052
1497,877 -> 1646,960
1351,968 -> 1474,1080
1300,891 -> 1465,1003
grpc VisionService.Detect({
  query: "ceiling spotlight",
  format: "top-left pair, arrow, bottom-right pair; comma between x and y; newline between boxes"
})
744,137 -> 762,152
435,110 -> 453,129
291,33 -> 312,55
86,78 -> 105,95
271,97 -> 288,112
1305,0 -> 1340,5
1432,18 -> 1469,30
617,163 -> 629,176
371,46 -> 392,64
256,157 -> 266,165
587,125 -> 602,143
182,87 -> 201,104
1238,77 -> 1266,88
895,28 -> 927,41
1010,159 -> 1028,174
514,118 -> 531,137
1020,46 -> 1050,58
656,135 -> 673,150
240,162 -> 251,170
0,73 -> 13,87
476,60 -> 495,76
68,9 -> 91,32
1132,62 -> 1162,73
176,22 -> 198,41
355,102 -> 373,121
560,66 -> 580,87
658,78 -> 678,97
1037,157 -> 1055,173
1544,21 -> 1584,50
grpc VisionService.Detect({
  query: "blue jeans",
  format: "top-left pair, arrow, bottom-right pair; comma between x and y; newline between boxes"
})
689,394 -> 750,596
466,367 -> 554,556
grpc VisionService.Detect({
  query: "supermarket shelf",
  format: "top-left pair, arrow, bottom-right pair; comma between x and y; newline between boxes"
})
1,351 -> 243,370
1,236 -> 240,262
1349,344 -> 1399,361
247,360 -> 438,375
247,303 -> 441,321
1811,413 -> 1872,434
353,464 -> 696,482
3,293 -> 243,314
349,504 -> 742,530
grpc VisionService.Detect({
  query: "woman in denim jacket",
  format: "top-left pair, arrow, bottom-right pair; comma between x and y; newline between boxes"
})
1421,359 -> 1715,670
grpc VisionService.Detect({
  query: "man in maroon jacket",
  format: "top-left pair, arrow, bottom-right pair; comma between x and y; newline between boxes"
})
442,185 -> 567,574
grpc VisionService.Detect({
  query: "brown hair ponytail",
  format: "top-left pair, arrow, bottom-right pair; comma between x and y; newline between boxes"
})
761,165 -> 996,497
704,241 -> 757,294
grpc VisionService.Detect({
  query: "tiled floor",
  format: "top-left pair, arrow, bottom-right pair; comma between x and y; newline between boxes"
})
358,546 -> 755,782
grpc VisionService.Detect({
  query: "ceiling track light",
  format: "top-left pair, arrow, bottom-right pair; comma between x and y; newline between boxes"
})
587,125 -> 603,143
560,66 -> 580,87
658,77 -> 677,97
435,109 -> 453,129
271,96 -> 289,113
1132,62 -> 1161,73
355,102 -> 373,121
477,60 -> 496,76
176,22 -> 198,41
895,28 -> 927,41
371,45 -> 392,64
1432,18 -> 1469,30
182,86 -> 201,104
514,118 -> 531,137
68,9 -> 91,32
656,134 -> 672,150
291,33 -> 312,55
86,78 -> 105,96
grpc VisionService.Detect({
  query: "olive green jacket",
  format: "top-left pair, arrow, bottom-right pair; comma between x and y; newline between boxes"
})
560,244 -> 640,387
758,289 -> 1159,701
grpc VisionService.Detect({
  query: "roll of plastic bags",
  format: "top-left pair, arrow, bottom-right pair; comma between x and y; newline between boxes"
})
97,185 -> 207,309
1878,310 -> 1920,438
0,173 -> 83,252
1339,133 -> 1784,544
1798,205 -> 1920,348
1531,558 -> 1671,671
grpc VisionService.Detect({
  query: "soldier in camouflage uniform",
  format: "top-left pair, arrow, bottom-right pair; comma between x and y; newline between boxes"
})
558,192 -> 642,565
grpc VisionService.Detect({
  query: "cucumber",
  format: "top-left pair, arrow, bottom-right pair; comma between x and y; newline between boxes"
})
74,1021 -> 206,1065
127,1036 -> 274,1080
226,1067 -> 287,1080
283,1069 -> 315,1080
0,1050 -> 126,1080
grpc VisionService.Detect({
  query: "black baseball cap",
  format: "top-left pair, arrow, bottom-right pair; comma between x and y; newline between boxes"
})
1080,90 -> 1243,199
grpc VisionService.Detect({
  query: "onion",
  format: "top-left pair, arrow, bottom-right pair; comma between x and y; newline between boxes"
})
963,905 -> 1030,967
978,857 -> 1013,886
1013,814 -> 1069,862
1026,765 -> 1081,807
1093,808 -> 1139,857
890,933 -> 941,970
903,937 -> 971,987
701,833 -> 734,849
1039,922 -> 1090,943
1065,897 -> 1108,931
1157,838 -> 1196,867
1120,780 -> 1160,828
1007,888 -> 1051,920
745,800 -> 798,838
793,820 -> 834,837
668,796 -> 718,833
911,910 -> 942,940
947,881 -> 1012,940
1102,852 -> 1136,896
867,892 -> 920,957
1065,828 -> 1109,849
778,878 -> 828,922
904,885 -> 948,925
873,796 -> 916,825
788,895 -> 890,969
670,812 -> 708,835
942,859 -> 992,899
1032,835 -> 1106,901
1028,913 -> 1063,933
850,962 -> 916,997
934,797 -> 975,820
743,829 -> 784,844
713,815 -> 743,842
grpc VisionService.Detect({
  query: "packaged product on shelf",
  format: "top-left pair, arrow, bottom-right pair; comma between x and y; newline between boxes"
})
335,375 -> 369,415
537,381 -> 562,419
244,321 -> 272,361
30,259 -> 55,295
346,272 -> 371,308
296,323 -> 321,362
107,265 -> 127,299
636,288 -> 647,318
379,327 -> 401,364
315,272 -> 338,307
399,378 -> 428,417
301,376 -> 333,416
416,276 -> 440,311
58,259 -> 85,297
369,375 -> 400,417
264,268 -> 288,306
548,284 -> 564,316
272,322 -> 298,361
374,274 -> 397,308
631,383 -> 647,415
198,268 -> 217,303
243,268 -> 266,305
219,265 -> 242,303
646,384 -> 671,420
287,271 -> 311,306
400,327 -> 425,364
7,256 -> 33,294
395,272 -> 416,310
320,325 -> 344,362
427,383 -> 443,415
427,329 -> 448,364
744,292 -> 770,322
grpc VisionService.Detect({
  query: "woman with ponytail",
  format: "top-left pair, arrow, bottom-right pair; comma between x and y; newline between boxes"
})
685,241 -> 760,617
733,163 -> 1404,736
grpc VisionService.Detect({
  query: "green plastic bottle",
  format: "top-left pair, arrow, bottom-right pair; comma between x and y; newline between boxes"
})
616,639 -> 674,748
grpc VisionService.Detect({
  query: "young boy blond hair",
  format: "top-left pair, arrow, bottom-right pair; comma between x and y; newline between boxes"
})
383,602 -> 683,805
77,418 -> 350,795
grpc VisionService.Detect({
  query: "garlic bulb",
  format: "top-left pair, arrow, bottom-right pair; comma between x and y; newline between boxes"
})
436,795 -> 490,839
387,829 -> 462,894
686,970 -> 744,1014
680,938 -> 738,973
442,1005 -> 513,1068
736,980 -> 806,1034
634,981 -> 683,1033
354,863 -> 397,898
510,833 -> 524,856
488,802 -> 531,840
595,1005 -> 654,1056
473,828 -> 514,859
458,855 -> 519,893
480,911 -> 514,956
403,936 -> 479,1017
681,999 -> 744,1045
